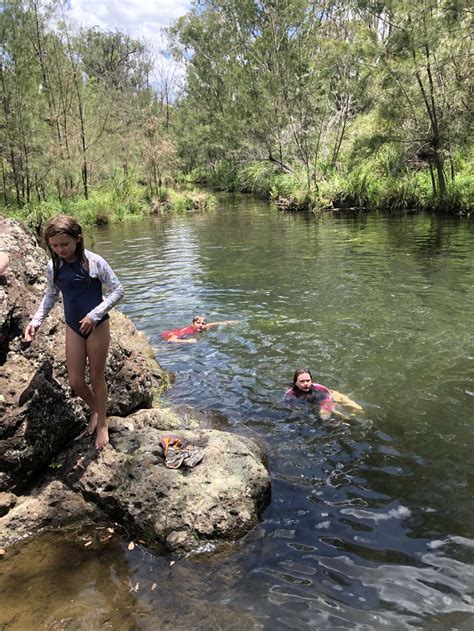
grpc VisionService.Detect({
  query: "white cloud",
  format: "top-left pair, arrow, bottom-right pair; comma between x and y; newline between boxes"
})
68,1 -> 191,83
68,0 -> 191,41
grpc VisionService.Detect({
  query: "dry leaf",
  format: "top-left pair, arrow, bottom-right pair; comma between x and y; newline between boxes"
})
151,583 -> 157,591
0,549 -> 5,556
128,541 -> 135,551
106,527 -> 114,534
84,541 -> 92,547
134,582 -> 140,591
169,560 -> 175,567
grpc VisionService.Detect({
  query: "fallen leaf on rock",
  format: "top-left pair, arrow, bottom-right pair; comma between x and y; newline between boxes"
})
128,541 -> 135,551
169,561 -> 175,567
84,541 -> 92,547
151,583 -> 157,591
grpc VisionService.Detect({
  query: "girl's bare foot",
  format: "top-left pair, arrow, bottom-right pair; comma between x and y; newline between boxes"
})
95,425 -> 109,450
87,411 -> 99,435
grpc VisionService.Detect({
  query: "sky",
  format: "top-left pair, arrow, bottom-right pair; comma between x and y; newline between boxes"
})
68,0 -> 193,80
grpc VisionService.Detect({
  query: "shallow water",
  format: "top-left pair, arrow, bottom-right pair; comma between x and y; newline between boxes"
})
2,198 -> 473,629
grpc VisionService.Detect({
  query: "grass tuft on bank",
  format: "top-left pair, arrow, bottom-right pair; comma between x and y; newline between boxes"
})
2,184 -> 217,233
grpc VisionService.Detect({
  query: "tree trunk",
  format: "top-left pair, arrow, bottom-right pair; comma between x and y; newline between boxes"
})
429,163 -> 436,196
65,26 -> 89,199
10,149 -> 21,206
1,159 -> 7,205
332,94 -> 350,166
32,1 -> 68,199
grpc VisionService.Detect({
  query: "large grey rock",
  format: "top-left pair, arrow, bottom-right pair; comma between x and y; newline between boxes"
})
59,409 -> 270,553
0,359 -> 83,491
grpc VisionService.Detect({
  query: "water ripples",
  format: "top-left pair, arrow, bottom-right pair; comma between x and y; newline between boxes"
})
80,204 -> 474,627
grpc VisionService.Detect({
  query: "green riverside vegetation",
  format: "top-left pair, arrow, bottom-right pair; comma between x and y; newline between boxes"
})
169,0 -> 473,213
1,1 -> 472,222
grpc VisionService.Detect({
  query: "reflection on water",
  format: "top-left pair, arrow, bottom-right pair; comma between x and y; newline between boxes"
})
2,200 -> 473,629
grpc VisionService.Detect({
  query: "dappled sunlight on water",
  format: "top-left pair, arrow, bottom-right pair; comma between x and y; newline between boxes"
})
2,200 -> 473,629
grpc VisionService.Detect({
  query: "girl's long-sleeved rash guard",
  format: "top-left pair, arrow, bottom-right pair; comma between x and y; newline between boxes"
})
30,249 -> 124,331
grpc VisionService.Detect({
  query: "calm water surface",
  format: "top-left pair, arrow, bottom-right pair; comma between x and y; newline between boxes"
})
2,197 -> 473,629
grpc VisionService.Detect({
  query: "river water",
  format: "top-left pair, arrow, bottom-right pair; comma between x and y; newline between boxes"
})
2,197 -> 473,629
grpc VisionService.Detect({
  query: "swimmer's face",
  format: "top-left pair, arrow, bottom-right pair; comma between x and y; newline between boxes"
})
295,372 -> 312,392
192,317 -> 206,332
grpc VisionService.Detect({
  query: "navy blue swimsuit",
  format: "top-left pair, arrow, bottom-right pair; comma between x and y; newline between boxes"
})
56,259 -> 109,338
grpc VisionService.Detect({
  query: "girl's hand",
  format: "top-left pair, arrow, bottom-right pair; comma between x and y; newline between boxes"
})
319,409 -> 332,421
24,323 -> 37,342
79,315 -> 96,336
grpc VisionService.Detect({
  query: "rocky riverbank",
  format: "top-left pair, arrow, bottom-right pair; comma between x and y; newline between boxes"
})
0,217 -> 270,553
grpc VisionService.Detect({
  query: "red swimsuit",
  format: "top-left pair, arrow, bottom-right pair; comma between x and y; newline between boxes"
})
161,325 -> 197,340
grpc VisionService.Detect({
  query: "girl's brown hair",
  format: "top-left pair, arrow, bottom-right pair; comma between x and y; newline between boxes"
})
43,214 -> 89,283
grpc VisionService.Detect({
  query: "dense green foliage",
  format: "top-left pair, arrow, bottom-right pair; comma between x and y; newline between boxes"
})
0,0 -> 214,225
169,0 -> 473,212
1,1 -> 472,216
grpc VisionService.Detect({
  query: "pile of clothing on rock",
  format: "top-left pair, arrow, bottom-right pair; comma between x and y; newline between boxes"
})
159,434 -> 204,469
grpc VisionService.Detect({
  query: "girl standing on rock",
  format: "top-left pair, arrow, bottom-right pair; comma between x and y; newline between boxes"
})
24,215 -> 124,450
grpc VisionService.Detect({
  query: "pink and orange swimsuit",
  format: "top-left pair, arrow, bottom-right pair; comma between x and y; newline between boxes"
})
284,383 -> 335,415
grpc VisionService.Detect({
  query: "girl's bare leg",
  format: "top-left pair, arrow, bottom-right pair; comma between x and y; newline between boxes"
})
86,320 -> 110,450
66,325 -> 97,433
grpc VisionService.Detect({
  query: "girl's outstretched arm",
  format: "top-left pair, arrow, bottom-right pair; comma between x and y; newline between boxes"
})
204,320 -> 238,329
330,389 -> 363,412
0,252 -> 9,274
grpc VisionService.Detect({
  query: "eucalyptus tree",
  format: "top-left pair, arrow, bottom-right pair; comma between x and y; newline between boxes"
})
71,27 -> 155,194
0,0 -> 79,204
354,0 -> 473,201
169,0 -> 320,174
29,0 -> 75,199
169,1 -> 375,189
0,0 -> 159,205
0,0 -> 47,205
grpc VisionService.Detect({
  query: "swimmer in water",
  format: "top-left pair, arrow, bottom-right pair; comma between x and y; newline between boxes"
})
162,315 -> 238,344
284,368 -> 363,420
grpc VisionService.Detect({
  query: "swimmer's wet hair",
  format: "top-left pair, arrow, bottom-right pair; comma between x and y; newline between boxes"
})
44,214 -> 88,283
